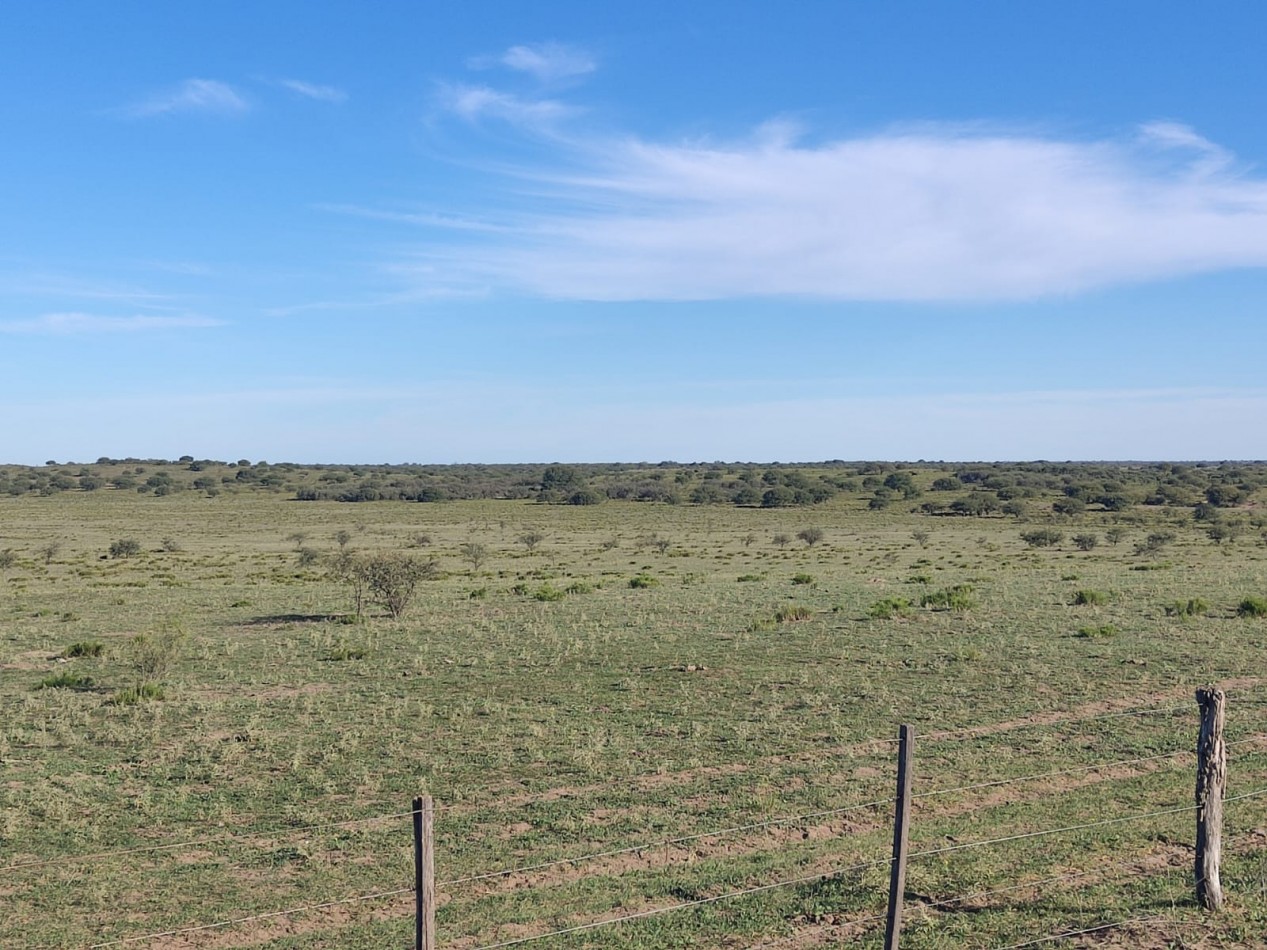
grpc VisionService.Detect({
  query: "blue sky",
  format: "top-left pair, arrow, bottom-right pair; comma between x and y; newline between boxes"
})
3,1 -> 1266,464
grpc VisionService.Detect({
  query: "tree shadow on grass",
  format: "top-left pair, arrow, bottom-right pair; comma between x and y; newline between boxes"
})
238,613 -> 345,626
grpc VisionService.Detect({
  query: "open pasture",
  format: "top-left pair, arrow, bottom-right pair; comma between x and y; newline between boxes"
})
3,462 -> 1267,947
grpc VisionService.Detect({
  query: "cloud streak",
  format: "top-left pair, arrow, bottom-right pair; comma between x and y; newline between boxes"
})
279,79 -> 348,103
122,79 -> 249,118
438,82 -> 577,129
0,313 -> 224,335
409,121 -> 1267,302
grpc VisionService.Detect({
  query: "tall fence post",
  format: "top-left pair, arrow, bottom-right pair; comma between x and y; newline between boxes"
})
1195,688 -> 1226,911
414,795 -> 436,950
884,724 -> 914,950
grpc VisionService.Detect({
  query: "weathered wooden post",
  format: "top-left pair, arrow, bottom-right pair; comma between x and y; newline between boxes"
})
884,724 -> 914,950
414,795 -> 437,950
1195,687 -> 1226,911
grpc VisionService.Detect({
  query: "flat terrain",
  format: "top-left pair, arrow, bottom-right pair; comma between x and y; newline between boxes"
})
2,462 -> 1266,948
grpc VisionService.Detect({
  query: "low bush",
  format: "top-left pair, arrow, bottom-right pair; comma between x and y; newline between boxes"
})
1165,598 -> 1210,618
108,538 -> 141,559
109,682 -> 165,706
1076,624 -> 1118,639
921,584 -> 977,611
629,574 -> 659,589
868,597 -> 913,620
325,644 -> 368,661
774,605 -> 814,623
1237,597 -> 1267,618
61,641 -> 104,658
1020,529 -> 1063,548
1071,589 -> 1109,606
533,584 -> 565,602
791,573 -> 815,586
35,672 -> 95,690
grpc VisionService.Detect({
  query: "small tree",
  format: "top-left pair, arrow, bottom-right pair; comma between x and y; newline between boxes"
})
797,527 -> 824,547
518,531 -> 546,553
1105,527 -> 1127,546
911,529 -> 930,548
334,529 -> 352,549
458,541 -> 488,573
1073,533 -> 1099,551
356,552 -> 438,619
772,533 -> 791,548
109,538 -> 141,559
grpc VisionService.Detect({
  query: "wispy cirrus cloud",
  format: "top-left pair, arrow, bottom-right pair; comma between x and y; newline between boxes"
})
404,120 -> 1267,302
0,313 -> 224,334
278,78 -> 348,103
468,42 -> 596,84
438,82 -> 577,128
121,79 -> 249,118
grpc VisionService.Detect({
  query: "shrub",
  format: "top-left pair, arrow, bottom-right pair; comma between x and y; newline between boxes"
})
128,626 -> 186,681
356,552 -> 439,618
160,538 -> 183,553
1105,527 -> 1127,546
629,574 -> 659,589
1020,529 -> 1063,548
796,527 -> 824,546
772,534 -> 791,548
296,547 -> 322,567
921,584 -> 976,611
61,640 -> 105,658
774,605 -> 814,623
325,644 -> 368,661
468,587 -> 488,600
109,682 -> 165,706
109,538 -> 142,559
1076,624 -> 1118,639
458,541 -> 488,572
566,581 -> 594,595
1237,597 -> 1267,618
868,597 -> 913,620
533,584 -> 565,602
736,574 -> 762,582
1165,598 -> 1210,618
35,672 -> 95,690
518,531 -> 546,552
1071,589 -> 1109,606
1072,533 -> 1099,551
1134,532 -> 1176,556
911,530 -> 930,548
791,573 -> 815,586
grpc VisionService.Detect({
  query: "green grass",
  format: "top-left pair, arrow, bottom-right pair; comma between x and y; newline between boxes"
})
1,478 -> 1266,948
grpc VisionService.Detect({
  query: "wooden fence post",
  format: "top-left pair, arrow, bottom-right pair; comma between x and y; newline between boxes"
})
884,724 -> 914,950
414,795 -> 437,950
1195,688 -> 1226,911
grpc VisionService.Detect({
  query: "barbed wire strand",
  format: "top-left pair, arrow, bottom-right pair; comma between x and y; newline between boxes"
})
912,785 -> 1267,863
994,912 -> 1174,949
466,854 -> 893,950
440,797 -> 896,887
0,808 -> 417,873
87,886 -> 413,948
444,741 -> 1215,889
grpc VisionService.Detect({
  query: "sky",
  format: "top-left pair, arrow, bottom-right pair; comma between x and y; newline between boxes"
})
3,1 -> 1267,464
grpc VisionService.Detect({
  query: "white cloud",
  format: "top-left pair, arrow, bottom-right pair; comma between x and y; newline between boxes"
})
279,79 -> 348,103
438,82 -> 576,128
499,43 -> 596,82
407,121 -> 1267,302
123,79 -> 249,118
0,313 -> 224,334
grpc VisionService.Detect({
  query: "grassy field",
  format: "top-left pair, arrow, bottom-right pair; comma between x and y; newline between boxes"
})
3,466 -> 1267,948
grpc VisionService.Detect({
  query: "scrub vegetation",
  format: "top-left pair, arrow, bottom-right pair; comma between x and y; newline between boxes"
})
2,458 -> 1267,948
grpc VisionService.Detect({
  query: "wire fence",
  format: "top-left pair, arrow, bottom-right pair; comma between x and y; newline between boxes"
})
9,691 -> 1267,948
